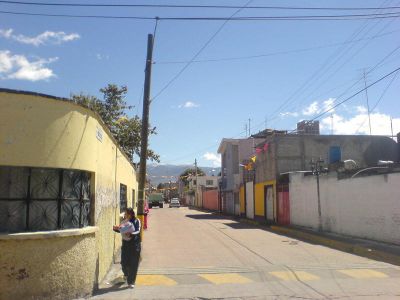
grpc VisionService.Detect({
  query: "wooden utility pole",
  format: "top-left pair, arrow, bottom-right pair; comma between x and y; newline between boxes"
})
138,34 -> 154,222
195,158 -> 198,207
363,70 -> 372,135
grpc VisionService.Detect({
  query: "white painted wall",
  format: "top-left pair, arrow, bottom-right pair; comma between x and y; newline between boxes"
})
246,182 -> 254,219
289,172 -> 400,245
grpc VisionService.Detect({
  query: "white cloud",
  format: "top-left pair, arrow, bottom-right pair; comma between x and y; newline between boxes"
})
96,53 -> 109,60
356,105 -> 368,114
302,101 -> 319,116
178,101 -> 200,109
280,111 -> 299,118
0,28 -> 80,46
323,98 -> 335,113
203,152 -> 221,167
321,112 -> 400,135
302,98 -> 336,116
0,50 -> 57,81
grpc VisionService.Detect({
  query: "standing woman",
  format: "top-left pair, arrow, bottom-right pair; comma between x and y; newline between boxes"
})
113,207 -> 141,288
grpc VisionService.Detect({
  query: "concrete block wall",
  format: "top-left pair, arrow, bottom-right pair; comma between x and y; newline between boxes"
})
289,172 -> 400,245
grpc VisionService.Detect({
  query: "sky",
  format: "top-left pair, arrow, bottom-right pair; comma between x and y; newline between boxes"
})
1,0 -> 399,168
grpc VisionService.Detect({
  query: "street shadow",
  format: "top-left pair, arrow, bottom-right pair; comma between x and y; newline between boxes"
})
185,213 -> 234,221
93,281 -> 129,296
223,222 -> 255,229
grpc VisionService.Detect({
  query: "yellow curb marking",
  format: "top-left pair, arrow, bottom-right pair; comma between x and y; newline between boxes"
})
338,269 -> 388,279
269,271 -> 319,281
199,273 -> 252,285
136,275 -> 177,286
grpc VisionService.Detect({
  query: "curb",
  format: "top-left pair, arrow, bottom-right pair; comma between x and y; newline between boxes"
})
269,225 -> 400,266
236,216 -> 400,266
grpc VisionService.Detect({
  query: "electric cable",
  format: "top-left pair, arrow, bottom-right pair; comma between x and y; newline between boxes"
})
1,1 -> 400,11
150,0 -> 254,103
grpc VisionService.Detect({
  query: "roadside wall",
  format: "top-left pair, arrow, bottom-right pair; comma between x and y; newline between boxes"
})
289,172 -> 400,245
0,90 -> 138,299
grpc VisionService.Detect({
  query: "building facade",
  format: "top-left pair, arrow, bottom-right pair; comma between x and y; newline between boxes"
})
0,89 -> 138,300
246,133 -> 399,224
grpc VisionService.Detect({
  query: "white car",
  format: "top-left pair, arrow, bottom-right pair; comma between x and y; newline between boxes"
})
169,198 -> 180,208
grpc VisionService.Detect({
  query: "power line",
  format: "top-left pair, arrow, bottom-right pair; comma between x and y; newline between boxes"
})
150,0 -> 254,102
153,29 -> 399,64
250,3 -> 397,134
355,71 -> 399,133
1,9 -> 400,21
1,1 -> 400,11
305,66 -> 400,123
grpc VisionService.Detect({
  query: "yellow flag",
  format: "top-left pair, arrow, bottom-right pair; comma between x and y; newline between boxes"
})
250,155 -> 256,163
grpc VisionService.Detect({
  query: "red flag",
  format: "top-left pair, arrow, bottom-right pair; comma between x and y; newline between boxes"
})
255,147 -> 262,154
263,143 -> 269,152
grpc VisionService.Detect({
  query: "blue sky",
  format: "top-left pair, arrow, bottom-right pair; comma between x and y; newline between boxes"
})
1,0 -> 399,167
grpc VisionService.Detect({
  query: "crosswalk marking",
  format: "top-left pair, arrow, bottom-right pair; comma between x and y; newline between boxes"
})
269,271 -> 319,281
199,273 -> 253,285
136,275 -> 177,286
338,269 -> 388,279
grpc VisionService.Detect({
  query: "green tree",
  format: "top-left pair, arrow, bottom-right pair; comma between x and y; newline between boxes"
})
71,84 -> 160,163
179,167 -> 205,186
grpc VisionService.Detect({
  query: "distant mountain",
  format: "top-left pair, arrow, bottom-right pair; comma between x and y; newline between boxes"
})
147,164 -> 220,185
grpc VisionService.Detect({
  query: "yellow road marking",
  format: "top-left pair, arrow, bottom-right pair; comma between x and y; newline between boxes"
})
199,273 -> 252,285
269,271 -> 319,281
338,269 -> 388,279
136,275 -> 177,286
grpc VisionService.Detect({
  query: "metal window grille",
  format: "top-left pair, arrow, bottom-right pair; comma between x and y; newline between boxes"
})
120,184 -> 127,213
0,166 -> 91,233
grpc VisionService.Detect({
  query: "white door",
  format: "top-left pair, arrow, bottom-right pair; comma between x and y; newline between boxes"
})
246,182 -> 254,219
266,185 -> 274,221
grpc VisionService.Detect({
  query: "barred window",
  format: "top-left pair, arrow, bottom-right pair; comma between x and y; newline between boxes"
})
0,166 -> 91,233
120,184 -> 127,213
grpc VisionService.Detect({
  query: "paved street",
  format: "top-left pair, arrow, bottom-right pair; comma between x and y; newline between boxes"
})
91,207 -> 400,300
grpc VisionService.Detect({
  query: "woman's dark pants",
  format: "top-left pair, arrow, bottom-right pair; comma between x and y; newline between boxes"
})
121,238 -> 141,285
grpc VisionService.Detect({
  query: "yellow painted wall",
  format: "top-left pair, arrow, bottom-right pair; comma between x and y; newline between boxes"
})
0,229 -> 97,300
240,186 -> 245,213
254,180 -> 276,217
0,91 -> 138,299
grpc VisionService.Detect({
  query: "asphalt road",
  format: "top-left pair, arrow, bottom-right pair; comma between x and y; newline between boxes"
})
91,206 -> 400,300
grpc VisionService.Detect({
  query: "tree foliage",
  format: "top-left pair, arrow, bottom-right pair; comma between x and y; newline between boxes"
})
71,84 -> 160,163
179,167 -> 205,186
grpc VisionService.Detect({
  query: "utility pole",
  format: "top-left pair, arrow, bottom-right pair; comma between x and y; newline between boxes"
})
195,158 -> 198,207
390,116 -> 394,138
244,123 -> 248,137
363,70 -> 372,135
310,158 -> 324,232
248,118 -> 251,137
138,34 -> 154,229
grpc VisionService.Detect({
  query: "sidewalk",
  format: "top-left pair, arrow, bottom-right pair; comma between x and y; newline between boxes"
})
239,217 -> 400,267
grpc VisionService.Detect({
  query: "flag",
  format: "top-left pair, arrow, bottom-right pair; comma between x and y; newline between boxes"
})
250,155 -> 256,163
263,143 -> 269,152
255,147 -> 262,154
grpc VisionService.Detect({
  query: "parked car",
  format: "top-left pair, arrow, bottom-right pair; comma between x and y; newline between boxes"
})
169,198 -> 180,208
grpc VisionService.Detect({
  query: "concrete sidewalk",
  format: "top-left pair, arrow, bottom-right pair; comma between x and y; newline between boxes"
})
238,217 -> 400,267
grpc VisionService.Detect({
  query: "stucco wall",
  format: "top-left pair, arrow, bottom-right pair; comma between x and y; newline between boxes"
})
0,228 -> 97,300
276,135 -> 398,175
0,90 -> 138,298
253,180 -> 276,219
240,186 -> 245,214
289,172 -> 400,245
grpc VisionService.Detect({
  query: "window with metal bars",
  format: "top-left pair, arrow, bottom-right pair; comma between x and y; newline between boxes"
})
0,166 -> 91,233
120,184 -> 127,213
